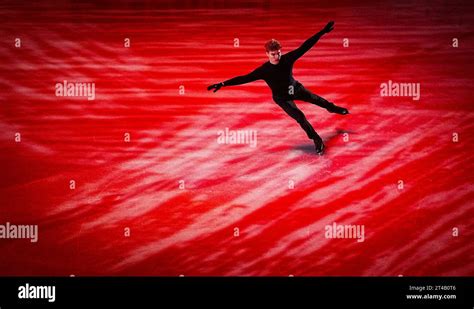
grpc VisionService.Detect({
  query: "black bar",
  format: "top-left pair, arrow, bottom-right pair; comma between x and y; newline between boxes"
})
0,277 -> 472,307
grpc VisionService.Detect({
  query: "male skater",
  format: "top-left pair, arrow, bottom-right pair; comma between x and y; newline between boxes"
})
207,21 -> 349,155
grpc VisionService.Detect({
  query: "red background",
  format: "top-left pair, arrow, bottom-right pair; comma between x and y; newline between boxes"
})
0,0 -> 473,275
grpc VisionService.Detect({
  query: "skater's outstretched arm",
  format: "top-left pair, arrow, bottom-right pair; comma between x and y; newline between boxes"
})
285,21 -> 334,63
207,66 -> 263,92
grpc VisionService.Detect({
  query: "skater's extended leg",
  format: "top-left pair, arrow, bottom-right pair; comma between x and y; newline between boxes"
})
295,86 -> 349,115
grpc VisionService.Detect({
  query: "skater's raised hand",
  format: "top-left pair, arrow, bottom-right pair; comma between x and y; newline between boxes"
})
207,82 -> 224,93
322,21 -> 335,34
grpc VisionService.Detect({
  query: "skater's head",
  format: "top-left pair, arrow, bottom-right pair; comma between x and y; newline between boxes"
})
265,39 -> 282,64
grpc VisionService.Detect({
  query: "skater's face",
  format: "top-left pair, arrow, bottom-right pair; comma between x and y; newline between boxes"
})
266,49 -> 281,64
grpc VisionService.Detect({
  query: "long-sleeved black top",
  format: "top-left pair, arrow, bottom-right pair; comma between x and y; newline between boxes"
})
223,30 -> 325,98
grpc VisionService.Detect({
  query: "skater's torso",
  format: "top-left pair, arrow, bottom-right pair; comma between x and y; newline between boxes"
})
255,54 -> 302,98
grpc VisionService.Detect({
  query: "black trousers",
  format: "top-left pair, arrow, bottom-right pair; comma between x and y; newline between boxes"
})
273,84 -> 335,140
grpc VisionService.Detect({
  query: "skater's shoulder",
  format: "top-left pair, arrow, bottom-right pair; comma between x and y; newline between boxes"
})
280,52 -> 297,64
257,61 -> 271,71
